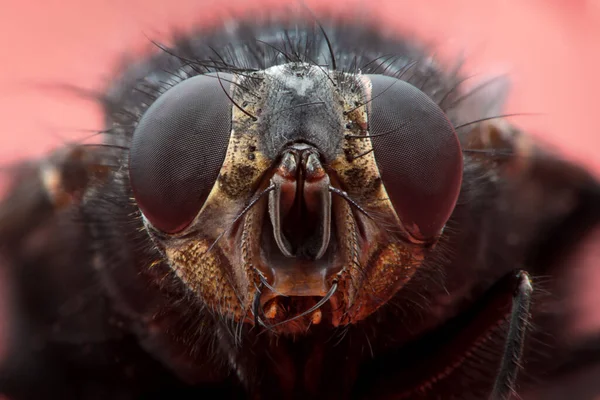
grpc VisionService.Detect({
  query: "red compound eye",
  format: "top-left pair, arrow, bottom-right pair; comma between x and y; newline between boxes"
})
365,74 -> 463,240
129,73 -> 234,233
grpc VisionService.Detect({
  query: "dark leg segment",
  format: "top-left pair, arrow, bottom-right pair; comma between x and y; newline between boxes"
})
490,270 -> 533,400
0,146 -> 110,245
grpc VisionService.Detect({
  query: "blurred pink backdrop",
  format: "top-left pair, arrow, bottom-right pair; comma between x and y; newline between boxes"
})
1,0 -> 599,170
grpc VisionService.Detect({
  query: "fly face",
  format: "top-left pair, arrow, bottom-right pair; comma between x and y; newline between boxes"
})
128,62 -> 462,333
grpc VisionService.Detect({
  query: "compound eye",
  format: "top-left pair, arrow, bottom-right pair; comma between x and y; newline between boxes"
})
129,73 -> 233,233
365,74 -> 463,241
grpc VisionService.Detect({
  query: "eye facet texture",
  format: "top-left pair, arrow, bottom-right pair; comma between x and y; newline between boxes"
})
129,73 -> 233,233
366,74 -> 463,240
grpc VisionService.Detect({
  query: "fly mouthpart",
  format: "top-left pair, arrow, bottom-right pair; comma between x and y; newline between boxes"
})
256,281 -> 339,331
268,144 -> 332,260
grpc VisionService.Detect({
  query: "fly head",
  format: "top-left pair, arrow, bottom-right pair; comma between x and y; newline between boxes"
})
128,61 -> 463,334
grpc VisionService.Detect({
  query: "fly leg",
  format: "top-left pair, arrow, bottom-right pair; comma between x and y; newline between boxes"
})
489,270 -> 533,400
0,145 -> 112,245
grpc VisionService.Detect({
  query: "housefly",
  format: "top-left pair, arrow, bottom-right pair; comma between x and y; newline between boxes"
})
0,16 -> 599,400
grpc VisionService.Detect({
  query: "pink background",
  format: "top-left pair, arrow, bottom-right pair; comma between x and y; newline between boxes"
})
1,0 -> 600,375
2,0 -> 600,170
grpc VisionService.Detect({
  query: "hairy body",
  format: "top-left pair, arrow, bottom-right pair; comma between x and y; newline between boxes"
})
0,18 -> 599,399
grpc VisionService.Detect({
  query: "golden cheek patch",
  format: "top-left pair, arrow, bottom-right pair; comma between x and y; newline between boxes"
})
342,242 -> 424,324
166,240 -> 248,319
